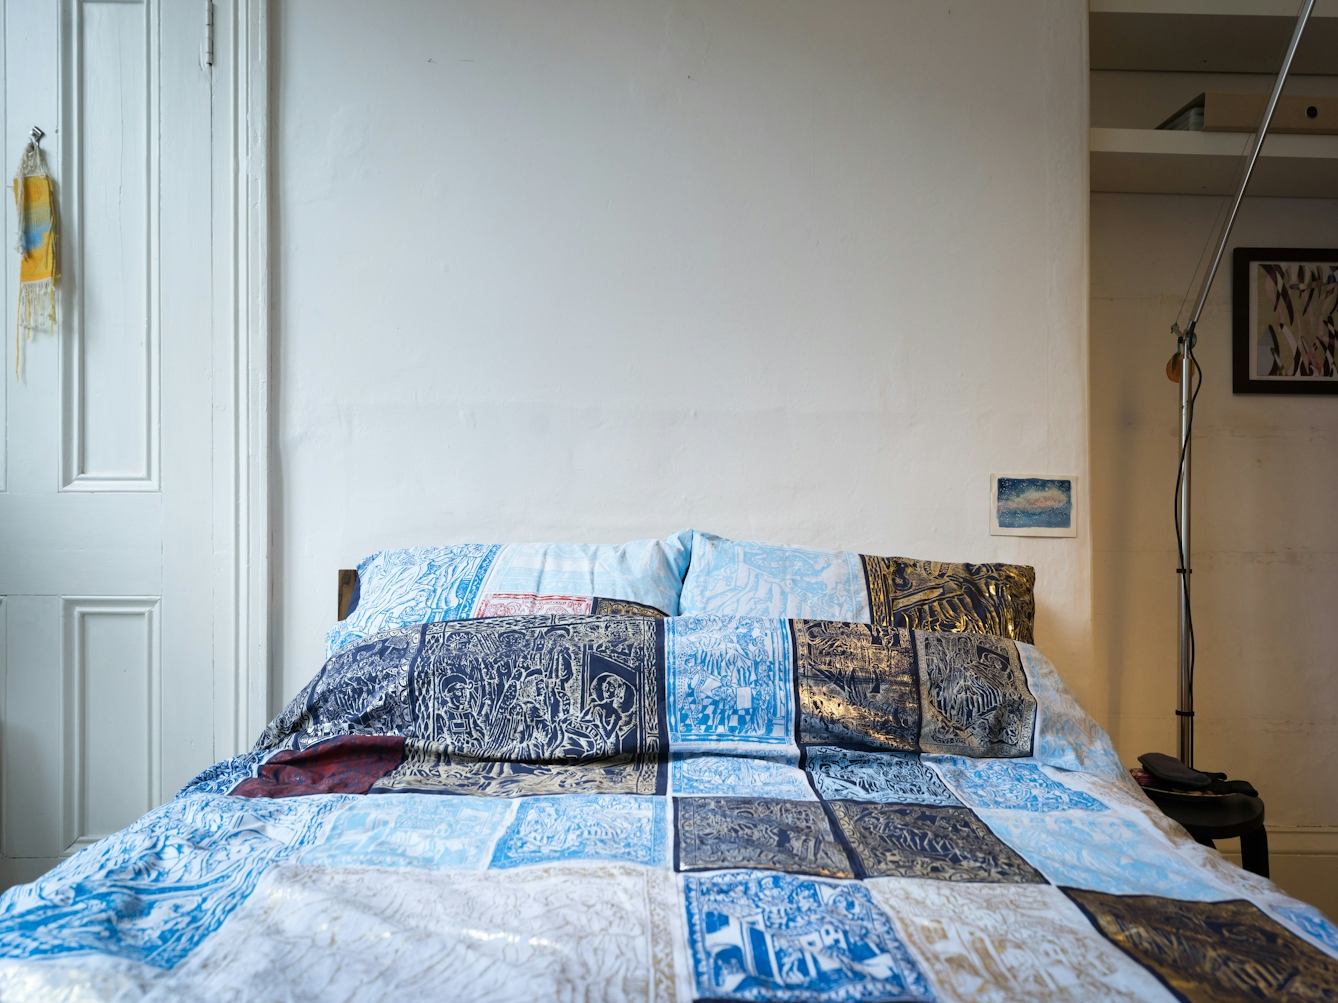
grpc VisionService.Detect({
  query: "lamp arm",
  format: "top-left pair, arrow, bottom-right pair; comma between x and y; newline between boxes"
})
1185,0 -> 1314,336
1172,0 -> 1314,768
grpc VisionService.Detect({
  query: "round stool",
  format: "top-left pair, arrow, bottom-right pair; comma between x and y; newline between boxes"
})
1142,785 -> 1269,877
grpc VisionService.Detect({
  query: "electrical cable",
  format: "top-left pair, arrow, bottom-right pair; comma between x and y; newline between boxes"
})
1171,327 -> 1202,715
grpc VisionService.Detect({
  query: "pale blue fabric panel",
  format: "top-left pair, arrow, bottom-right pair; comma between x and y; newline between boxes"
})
326,544 -> 501,655
1016,642 -> 1131,784
479,531 -> 692,612
977,810 -> 1231,901
670,754 -> 815,800
678,531 -> 871,621
300,796 -> 512,871
929,757 -> 1108,812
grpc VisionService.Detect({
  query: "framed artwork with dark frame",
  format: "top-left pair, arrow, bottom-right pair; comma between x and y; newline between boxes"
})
1233,247 -> 1338,395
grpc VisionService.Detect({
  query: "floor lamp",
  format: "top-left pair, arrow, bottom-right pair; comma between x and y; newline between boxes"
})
1171,0 -> 1315,768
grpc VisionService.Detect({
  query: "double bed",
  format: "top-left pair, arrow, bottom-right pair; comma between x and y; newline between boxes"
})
1,531 -> 1335,1001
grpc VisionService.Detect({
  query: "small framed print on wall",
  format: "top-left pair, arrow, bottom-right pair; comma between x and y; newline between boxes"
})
1233,247 -> 1338,395
990,475 -> 1077,538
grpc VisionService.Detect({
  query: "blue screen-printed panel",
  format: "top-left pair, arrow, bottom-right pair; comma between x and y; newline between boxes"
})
666,616 -> 795,750
177,749 -> 276,796
930,758 -> 1107,812
1271,903 -> 1338,956
490,795 -> 667,868
682,871 -> 935,1002
325,544 -> 500,655
300,795 -> 512,871
0,795 -> 342,969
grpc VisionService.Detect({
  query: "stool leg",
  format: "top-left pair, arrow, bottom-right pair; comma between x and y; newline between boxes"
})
1240,827 -> 1269,878
1187,829 -> 1215,850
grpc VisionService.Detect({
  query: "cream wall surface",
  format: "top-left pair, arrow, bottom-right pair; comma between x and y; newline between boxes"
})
274,2 -> 1091,710
1091,193 -> 1338,916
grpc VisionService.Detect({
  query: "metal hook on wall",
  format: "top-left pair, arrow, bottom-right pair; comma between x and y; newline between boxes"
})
29,126 -> 44,146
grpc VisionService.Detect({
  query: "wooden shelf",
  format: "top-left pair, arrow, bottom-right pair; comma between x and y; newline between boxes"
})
1091,1 -> 1338,75
1090,127 -> 1338,196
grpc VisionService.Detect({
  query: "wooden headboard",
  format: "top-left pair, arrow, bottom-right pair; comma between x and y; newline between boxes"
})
337,569 -> 358,621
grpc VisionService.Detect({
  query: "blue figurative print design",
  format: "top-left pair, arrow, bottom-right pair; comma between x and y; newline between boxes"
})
671,754 -> 815,800
480,534 -> 692,614
325,544 -> 500,655
976,810 -> 1231,901
666,615 -> 795,749
1016,643 -> 1131,784
929,758 -> 1108,813
1272,904 -> 1338,955
301,795 -> 511,871
489,795 -> 667,868
805,748 -> 960,806
0,795 -> 341,969
177,748 -> 276,796
678,532 -> 871,622
681,871 -> 936,1002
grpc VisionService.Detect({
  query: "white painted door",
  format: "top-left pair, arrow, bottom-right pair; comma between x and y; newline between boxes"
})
0,0 -> 262,888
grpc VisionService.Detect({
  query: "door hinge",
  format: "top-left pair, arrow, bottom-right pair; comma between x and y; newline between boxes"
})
204,1 -> 215,67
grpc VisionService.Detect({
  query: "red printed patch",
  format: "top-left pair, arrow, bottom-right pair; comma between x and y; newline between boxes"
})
232,735 -> 405,798
475,593 -> 594,617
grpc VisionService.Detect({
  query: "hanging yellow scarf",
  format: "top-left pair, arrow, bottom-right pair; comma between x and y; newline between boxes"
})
13,138 -> 57,377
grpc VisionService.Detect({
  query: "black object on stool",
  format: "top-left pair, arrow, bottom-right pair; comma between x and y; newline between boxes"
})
1133,753 -> 1269,878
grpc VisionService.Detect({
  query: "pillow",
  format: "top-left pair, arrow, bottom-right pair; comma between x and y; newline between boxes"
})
326,533 -> 692,655
678,531 -> 1035,643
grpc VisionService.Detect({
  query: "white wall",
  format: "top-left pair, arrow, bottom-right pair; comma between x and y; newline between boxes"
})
274,1 -> 1092,708
1091,193 -> 1338,917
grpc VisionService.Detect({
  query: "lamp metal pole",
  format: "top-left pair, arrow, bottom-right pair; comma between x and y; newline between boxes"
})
1174,0 -> 1314,767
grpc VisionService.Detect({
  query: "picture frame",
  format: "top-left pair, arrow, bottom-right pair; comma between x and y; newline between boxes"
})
990,474 -> 1077,538
1233,247 -> 1338,395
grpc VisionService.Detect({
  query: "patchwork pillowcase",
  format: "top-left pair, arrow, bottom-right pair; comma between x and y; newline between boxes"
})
326,532 -> 692,655
678,531 -> 1035,643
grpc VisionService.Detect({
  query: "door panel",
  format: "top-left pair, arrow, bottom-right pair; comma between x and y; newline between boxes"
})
1,0 -> 229,888
64,0 -> 156,489
62,597 -> 160,851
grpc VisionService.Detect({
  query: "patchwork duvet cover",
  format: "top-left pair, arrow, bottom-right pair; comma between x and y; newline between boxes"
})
2,614 -> 1336,1002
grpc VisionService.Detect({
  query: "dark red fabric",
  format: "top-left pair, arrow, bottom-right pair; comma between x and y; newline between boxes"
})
233,735 -> 405,798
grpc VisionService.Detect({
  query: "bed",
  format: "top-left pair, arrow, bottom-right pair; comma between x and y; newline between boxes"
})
1,532 -> 1335,1002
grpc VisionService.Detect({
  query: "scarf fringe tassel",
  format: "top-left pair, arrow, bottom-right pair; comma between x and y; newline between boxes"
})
15,276 -> 55,378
